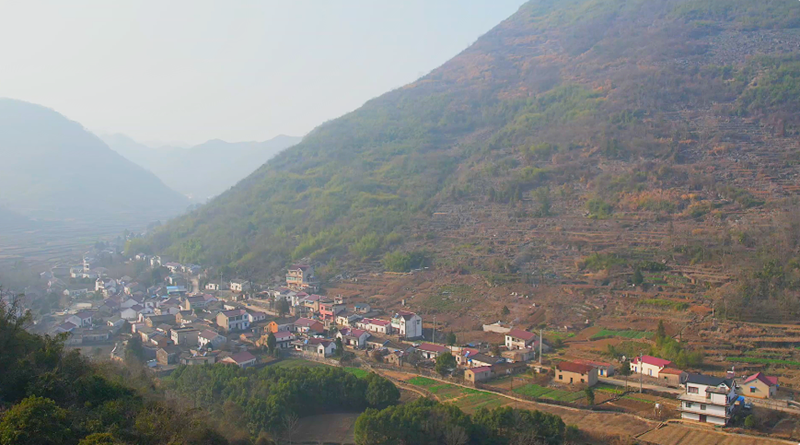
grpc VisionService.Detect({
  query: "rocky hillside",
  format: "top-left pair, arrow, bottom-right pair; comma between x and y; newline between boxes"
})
142,0 -> 800,321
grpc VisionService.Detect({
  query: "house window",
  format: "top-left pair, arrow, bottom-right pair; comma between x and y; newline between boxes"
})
581,379 -> 585,383
649,369 -> 653,376
558,374 -> 563,380
750,387 -> 756,393
700,404 -> 706,410
688,386 -> 699,394
685,402 -> 693,408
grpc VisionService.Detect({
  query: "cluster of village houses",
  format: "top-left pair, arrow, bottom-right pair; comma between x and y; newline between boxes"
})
43,254 -> 781,427
544,355 -> 780,426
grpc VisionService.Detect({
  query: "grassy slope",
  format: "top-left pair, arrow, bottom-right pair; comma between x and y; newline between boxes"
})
141,0 -> 800,317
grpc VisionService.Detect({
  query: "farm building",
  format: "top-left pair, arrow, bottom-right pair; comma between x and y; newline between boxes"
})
555,361 -> 598,387
465,366 -> 493,384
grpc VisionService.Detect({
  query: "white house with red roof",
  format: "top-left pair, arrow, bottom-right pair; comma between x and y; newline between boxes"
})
273,330 -> 295,349
391,311 -> 423,339
299,338 -> 337,357
742,372 -> 778,399
505,329 -> 537,350
198,329 -> 227,349
630,355 -> 673,378
417,343 -> 449,360
357,318 -> 392,335
220,351 -> 257,368
337,327 -> 371,348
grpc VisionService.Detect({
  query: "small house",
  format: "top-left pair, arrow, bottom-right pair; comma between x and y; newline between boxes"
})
742,372 -> 778,399
417,343 -> 449,360
465,366 -> 493,384
555,361 -> 598,387
220,351 -> 257,368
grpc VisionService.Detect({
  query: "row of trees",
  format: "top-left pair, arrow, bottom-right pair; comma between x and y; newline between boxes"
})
163,363 -> 400,437
354,398 -> 575,445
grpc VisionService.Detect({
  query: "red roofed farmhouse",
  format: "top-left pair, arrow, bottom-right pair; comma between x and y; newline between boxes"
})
743,372 -> 779,399
505,328 -> 537,350
555,361 -> 598,387
630,355 -> 673,378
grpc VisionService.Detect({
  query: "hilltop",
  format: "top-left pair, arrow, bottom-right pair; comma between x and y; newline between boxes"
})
102,134 -> 302,202
0,99 -> 189,224
141,0 -> 800,323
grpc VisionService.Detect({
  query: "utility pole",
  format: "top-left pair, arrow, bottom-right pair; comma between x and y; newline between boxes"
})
539,329 -> 543,365
639,354 -> 643,394
432,314 -> 436,344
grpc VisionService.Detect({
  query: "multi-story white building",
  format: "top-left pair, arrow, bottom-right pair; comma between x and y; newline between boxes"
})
679,374 -> 738,425
216,309 -> 250,332
391,311 -> 423,339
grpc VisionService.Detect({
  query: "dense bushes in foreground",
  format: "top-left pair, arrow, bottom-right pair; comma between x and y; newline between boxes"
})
0,299 -> 229,445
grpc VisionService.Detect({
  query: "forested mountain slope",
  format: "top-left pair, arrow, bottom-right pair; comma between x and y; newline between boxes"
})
0,99 -> 188,224
102,134 -> 301,202
142,0 -> 800,320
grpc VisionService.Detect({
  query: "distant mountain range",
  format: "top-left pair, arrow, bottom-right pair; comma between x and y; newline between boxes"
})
0,99 -> 189,227
101,133 -> 302,202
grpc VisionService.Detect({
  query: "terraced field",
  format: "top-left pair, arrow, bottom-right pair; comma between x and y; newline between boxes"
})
512,384 -> 586,402
406,376 -> 512,413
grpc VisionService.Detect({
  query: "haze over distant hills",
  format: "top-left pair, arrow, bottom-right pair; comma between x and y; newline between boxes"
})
0,99 -> 189,226
102,133 -> 302,202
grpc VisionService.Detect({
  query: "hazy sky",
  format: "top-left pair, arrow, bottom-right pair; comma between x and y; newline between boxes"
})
0,1 -> 526,146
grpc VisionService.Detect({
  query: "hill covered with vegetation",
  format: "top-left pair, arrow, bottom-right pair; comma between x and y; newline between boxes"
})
139,0 -> 800,321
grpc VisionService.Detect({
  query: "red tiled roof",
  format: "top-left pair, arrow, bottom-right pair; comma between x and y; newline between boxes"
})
228,351 -> 256,364
273,331 -> 294,340
199,329 -> 221,339
362,318 -> 391,327
307,338 -> 333,346
460,347 -> 480,357
347,329 -> 368,338
633,355 -> 672,368
418,343 -> 449,353
222,309 -> 247,317
744,372 -> 778,387
507,329 -> 536,341
557,361 -> 594,374
659,367 -> 684,375
295,318 -> 322,327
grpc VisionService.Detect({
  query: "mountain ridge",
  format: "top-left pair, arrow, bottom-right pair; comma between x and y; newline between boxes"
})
138,0 -> 800,322
102,133 -> 302,202
0,98 -> 189,226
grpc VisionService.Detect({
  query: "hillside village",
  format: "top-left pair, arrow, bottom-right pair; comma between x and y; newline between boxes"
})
23,244 -> 800,440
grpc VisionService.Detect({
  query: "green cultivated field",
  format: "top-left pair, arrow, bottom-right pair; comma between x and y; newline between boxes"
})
590,329 -> 653,340
343,367 -> 370,378
512,384 -> 585,402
